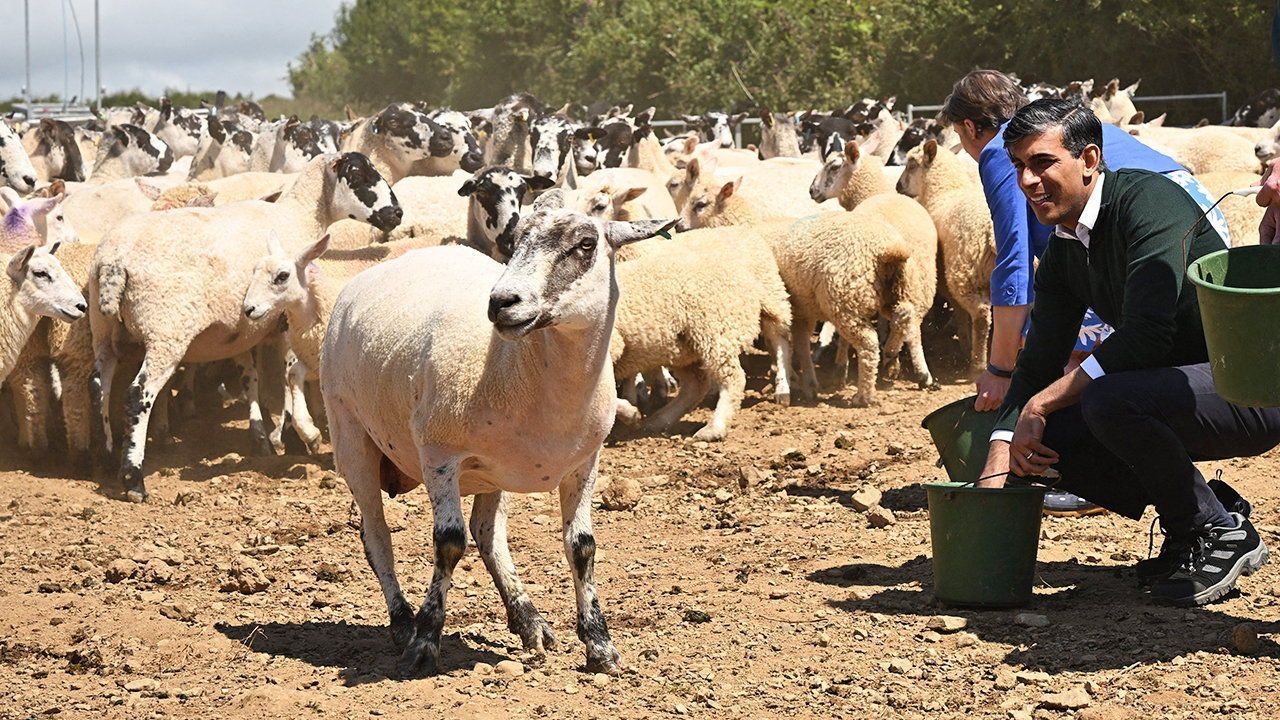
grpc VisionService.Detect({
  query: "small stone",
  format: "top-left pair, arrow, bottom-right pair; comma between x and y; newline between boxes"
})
220,557 -> 271,594
564,684 -> 579,695
994,668 -> 1017,690
683,609 -> 711,624
174,490 -> 202,506
920,631 -> 943,643
781,448 -> 805,463
315,562 -> 349,582
472,662 -> 493,676
495,660 -> 525,677
713,489 -> 733,504
600,476 -> 642,511
886,442 -> 906,456
850,486 -> 882,513
833,431 -> 856,450
928,615 -> 968,633
591,673 -> 610,687
674,704 -> 688,715
888,658 -> 913,675
1040,687 -> 1092,710
867,506 -> 896,528
70,559 -> 94,573
1230,623 -> 1261,655
159,603 -> 196,623
105,559 -> 138,583
140,558 -> 172,584
124,679 -> 158,693
738,466 -> 769,491
956,632 -> 979,648
38,582 -> 64,593
1016,671 -> 1051,685
1014,612 -> 1050,628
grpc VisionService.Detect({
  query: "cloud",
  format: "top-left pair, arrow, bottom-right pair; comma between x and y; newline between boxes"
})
0,0 -> 347,100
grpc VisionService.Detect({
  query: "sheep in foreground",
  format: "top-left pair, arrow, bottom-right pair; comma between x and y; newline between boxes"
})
321,191 -> 671,676
809,140 -> 938,388
897,139 -> 995,375
611,227 -> 795,440
1,243 -> 86,383
88,153 -> 402,502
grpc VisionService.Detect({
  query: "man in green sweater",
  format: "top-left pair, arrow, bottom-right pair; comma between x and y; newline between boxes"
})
976,99 -> 1280,606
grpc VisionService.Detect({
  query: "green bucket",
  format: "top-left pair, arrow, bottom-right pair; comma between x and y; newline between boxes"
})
1187,245 -> 1280,408
921,396 -> 999,485
926,482 -> 1047,608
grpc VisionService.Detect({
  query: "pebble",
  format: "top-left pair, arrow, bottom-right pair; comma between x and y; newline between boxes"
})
601,476 -> 642,511
472,662 -> 493,676
928,615 -> 968,632
124,679 -> 158,693
591,673 -> 610,687
1231,623 -> 1261,655
920,631 -> 942,643
495,660 -> 524,677
1016,671 -> 1051,685
1014,612 -> 1050,628
159,602 -> 197,623
956,632 -> 979,648
866,506 -> 896,528
850,486 -> 882,513
993,668 -> 1017,690
886,442 -> 907,456
888,658 -> 913,675
220,557 -> 271,594
683,609 -> 712,624
141,558 -> 173,584
564,684 -> 579,695
738,466 -> 769,491
105,559 -> 138,583
1040,687 -> 1092,710
834,431 -> 856,450
713,489 -> 733,504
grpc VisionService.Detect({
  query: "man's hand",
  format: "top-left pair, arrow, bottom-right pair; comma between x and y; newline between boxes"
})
1009,403 -> 1059,477
976,440 -> 1011,488
1257,157 -> 1280,210
1262,205 -> 1280,245
974,370 -> 1011,412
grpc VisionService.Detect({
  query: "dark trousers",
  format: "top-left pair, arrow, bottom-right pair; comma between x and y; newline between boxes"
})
1044,363 -> 1280,533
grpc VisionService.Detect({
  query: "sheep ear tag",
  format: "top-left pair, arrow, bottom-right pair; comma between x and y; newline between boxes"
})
657,229 -> 672,240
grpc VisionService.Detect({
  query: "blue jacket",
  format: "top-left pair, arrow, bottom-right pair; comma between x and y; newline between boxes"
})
980,121 -> 1184,307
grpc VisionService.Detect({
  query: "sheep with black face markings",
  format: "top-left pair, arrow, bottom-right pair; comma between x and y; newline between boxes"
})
0,119 -> 39,193
321,190 -> 671,677
341,103 -> 455,184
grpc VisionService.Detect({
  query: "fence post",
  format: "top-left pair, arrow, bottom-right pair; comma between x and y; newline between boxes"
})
1221,92 -> 1229,124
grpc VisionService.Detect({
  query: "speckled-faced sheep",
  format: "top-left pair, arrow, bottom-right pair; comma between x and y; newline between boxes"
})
88,124 -> 174,183
415,109 -> 484,176
88,152 -> 402,502
321,191 -> 672,677
188,119 -> 256,181
896,139 -> 996,374
341,103 -> 455,184
611,226 -> 795,439
0,119 -> 39,194
809,140 -> 938,388
152,98 -> 208,160
250,117 -> 324,174
1,243 -> 86,383
457,167 -> 555,259
23,118 -> 88,183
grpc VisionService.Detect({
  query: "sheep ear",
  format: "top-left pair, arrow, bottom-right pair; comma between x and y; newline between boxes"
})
27,196 -> 59,218
0,187 -> 21,213
7,245 -> 36,281
532,188 -> 565,211
266,232 -> 286,258
1105,79 -> 1119,98
718,176 -> 742,201
687,157 -> 702,181
524,174 -> 556,191
844,140 -> 860,164
681,114 -> 700,125
605,218 -> 676,248
135,179 -> 162,201
1149,113 -> 1167,127
47,180 -> 66,198
617,186 -> 648,203
923,139 -> 938,162
458,178 -> 478,197
207,118 -> 226,143
1129,111 -> 1146,125
1124,79 -> 1140,95
297,233 -> 330,267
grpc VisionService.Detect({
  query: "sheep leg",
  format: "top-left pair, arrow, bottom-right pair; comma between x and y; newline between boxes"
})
233,351 -> 274,456
118,354 -> 181,503
642,366 -> 709,433
791,310 -> 820,400
833,337 -> 851,388
840,320 -> 881,408
149,378 -> 172,447
10,361 -> 51,455
614,397 -> 643,426
399,449 -> 467,677
879,305 -> 911,385
559,451 -> 622,675
694,358 -> 746,442
58,362 -> 94,474
470,491 -> 557,653
286,357 -> 322,454
268,350 -> 298,454
91,349 -> 119,463
619,375 -> 639,406
904,309 -> 936,390
176,366 -> 197,419
762,318 -> 794,406
962,296 -> 992,375
329,405 -> 415,653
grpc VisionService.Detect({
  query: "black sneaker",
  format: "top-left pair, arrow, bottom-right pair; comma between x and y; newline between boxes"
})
1149,514 -> 1269,607
1134,480 -> 1254,585
1042,491 -> 1106,517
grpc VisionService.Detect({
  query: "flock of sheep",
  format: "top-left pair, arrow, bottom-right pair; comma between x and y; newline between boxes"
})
0,76 -> 1277,675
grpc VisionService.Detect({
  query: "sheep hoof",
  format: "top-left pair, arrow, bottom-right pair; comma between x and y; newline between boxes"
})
123,488 -> 147,504
775,392 -> 791,407
389,597 -> 416,651
303,435 -> 324,455
585,644 -> 624,676
396,639 -> 440,678
692,425 -> 726,442
248,433 -> 276,457
919,375 -> 939,391
510,607 -> 558,652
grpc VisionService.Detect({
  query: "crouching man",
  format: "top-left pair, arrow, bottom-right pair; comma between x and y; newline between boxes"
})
977,98 -> 1280,606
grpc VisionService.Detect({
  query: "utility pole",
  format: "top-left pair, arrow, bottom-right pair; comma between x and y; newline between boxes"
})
24,0 -> 32,114
95,0 -> 102,111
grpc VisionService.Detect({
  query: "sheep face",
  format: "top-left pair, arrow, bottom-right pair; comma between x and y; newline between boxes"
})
6,243 -> 86,321
426,109 -> 484,173
0,121 -> 38,193
896,141 -> 935,198
373,103 -> 453,165
488,190 -> 674,339
33,119 -> 87,182
330,153 -> 402,232
154,99 -> 207,158
459,167 -> 556,259
675,158 -> 740,231
242,233 -> 330,322
573,127 -> 605,176
595,119 -> 638,169
29,195 -> 78,247
100,124 -> 174,176
310,118 -> 342,154
530,115 -> 576,181
280,118 -> 325,173
810,152 -> 851,203
189,120 -> 255,180
681,112 -> 746,148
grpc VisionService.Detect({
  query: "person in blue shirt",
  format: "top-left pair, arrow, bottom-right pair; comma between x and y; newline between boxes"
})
936,70 -> 1228,516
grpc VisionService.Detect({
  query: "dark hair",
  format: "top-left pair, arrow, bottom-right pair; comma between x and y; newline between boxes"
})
1002,98 -> 1105,168
939,69 -> 1028,130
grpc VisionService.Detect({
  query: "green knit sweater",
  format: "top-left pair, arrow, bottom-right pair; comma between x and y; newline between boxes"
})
994,168 -> 1227,434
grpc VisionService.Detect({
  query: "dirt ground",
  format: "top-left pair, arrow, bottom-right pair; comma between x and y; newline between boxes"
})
2,355 -> 1280,720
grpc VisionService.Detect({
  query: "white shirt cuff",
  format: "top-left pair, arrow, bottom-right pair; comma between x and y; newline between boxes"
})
1080,355 -> 1106,379
989,430 -> 1015,443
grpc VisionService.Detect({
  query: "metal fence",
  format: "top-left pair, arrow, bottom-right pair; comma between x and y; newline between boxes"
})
906,91 -> 1230,125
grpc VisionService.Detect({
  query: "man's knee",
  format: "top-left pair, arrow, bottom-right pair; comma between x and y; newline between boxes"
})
1079,373 -> 1137,434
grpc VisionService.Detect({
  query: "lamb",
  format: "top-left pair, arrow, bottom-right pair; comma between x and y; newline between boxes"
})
674,156 -> 833,227
809,140 -> 938,388
896,139 -> 996,375
88,152 -> 402,502
320,191 -> 671,676
88,124 -> 174,183
569,167 -> 677,224
1,120 -> 39,193
1,243 -> 86,383
341,104 -> 454,184
610,227 -> 795,439
188,119 -> 256,180
0,191 -> 78,252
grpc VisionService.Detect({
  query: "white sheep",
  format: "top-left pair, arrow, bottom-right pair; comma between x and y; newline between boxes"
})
1125,115 -> 1261,175
674,156 -> 835,226
88,124 -> 175,183
1197,170 -> 1265,247
610,227 -> 795,439
321,191 -> 671,676
1,243 -> 86,383
188,119 -> 257,181
896,139 -> 995,375
87,153 -> 402,502
0,119 -> 39,194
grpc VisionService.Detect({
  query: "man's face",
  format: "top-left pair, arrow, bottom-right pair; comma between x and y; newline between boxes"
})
1007,126 -> 1099,226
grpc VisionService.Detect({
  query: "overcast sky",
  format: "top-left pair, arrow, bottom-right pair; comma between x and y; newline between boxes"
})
0,1 -> 347,101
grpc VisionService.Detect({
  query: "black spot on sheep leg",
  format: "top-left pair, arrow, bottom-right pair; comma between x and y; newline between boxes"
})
569,531 -> 620,673
397,524 -> 466,677
117,369 -> 150,503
